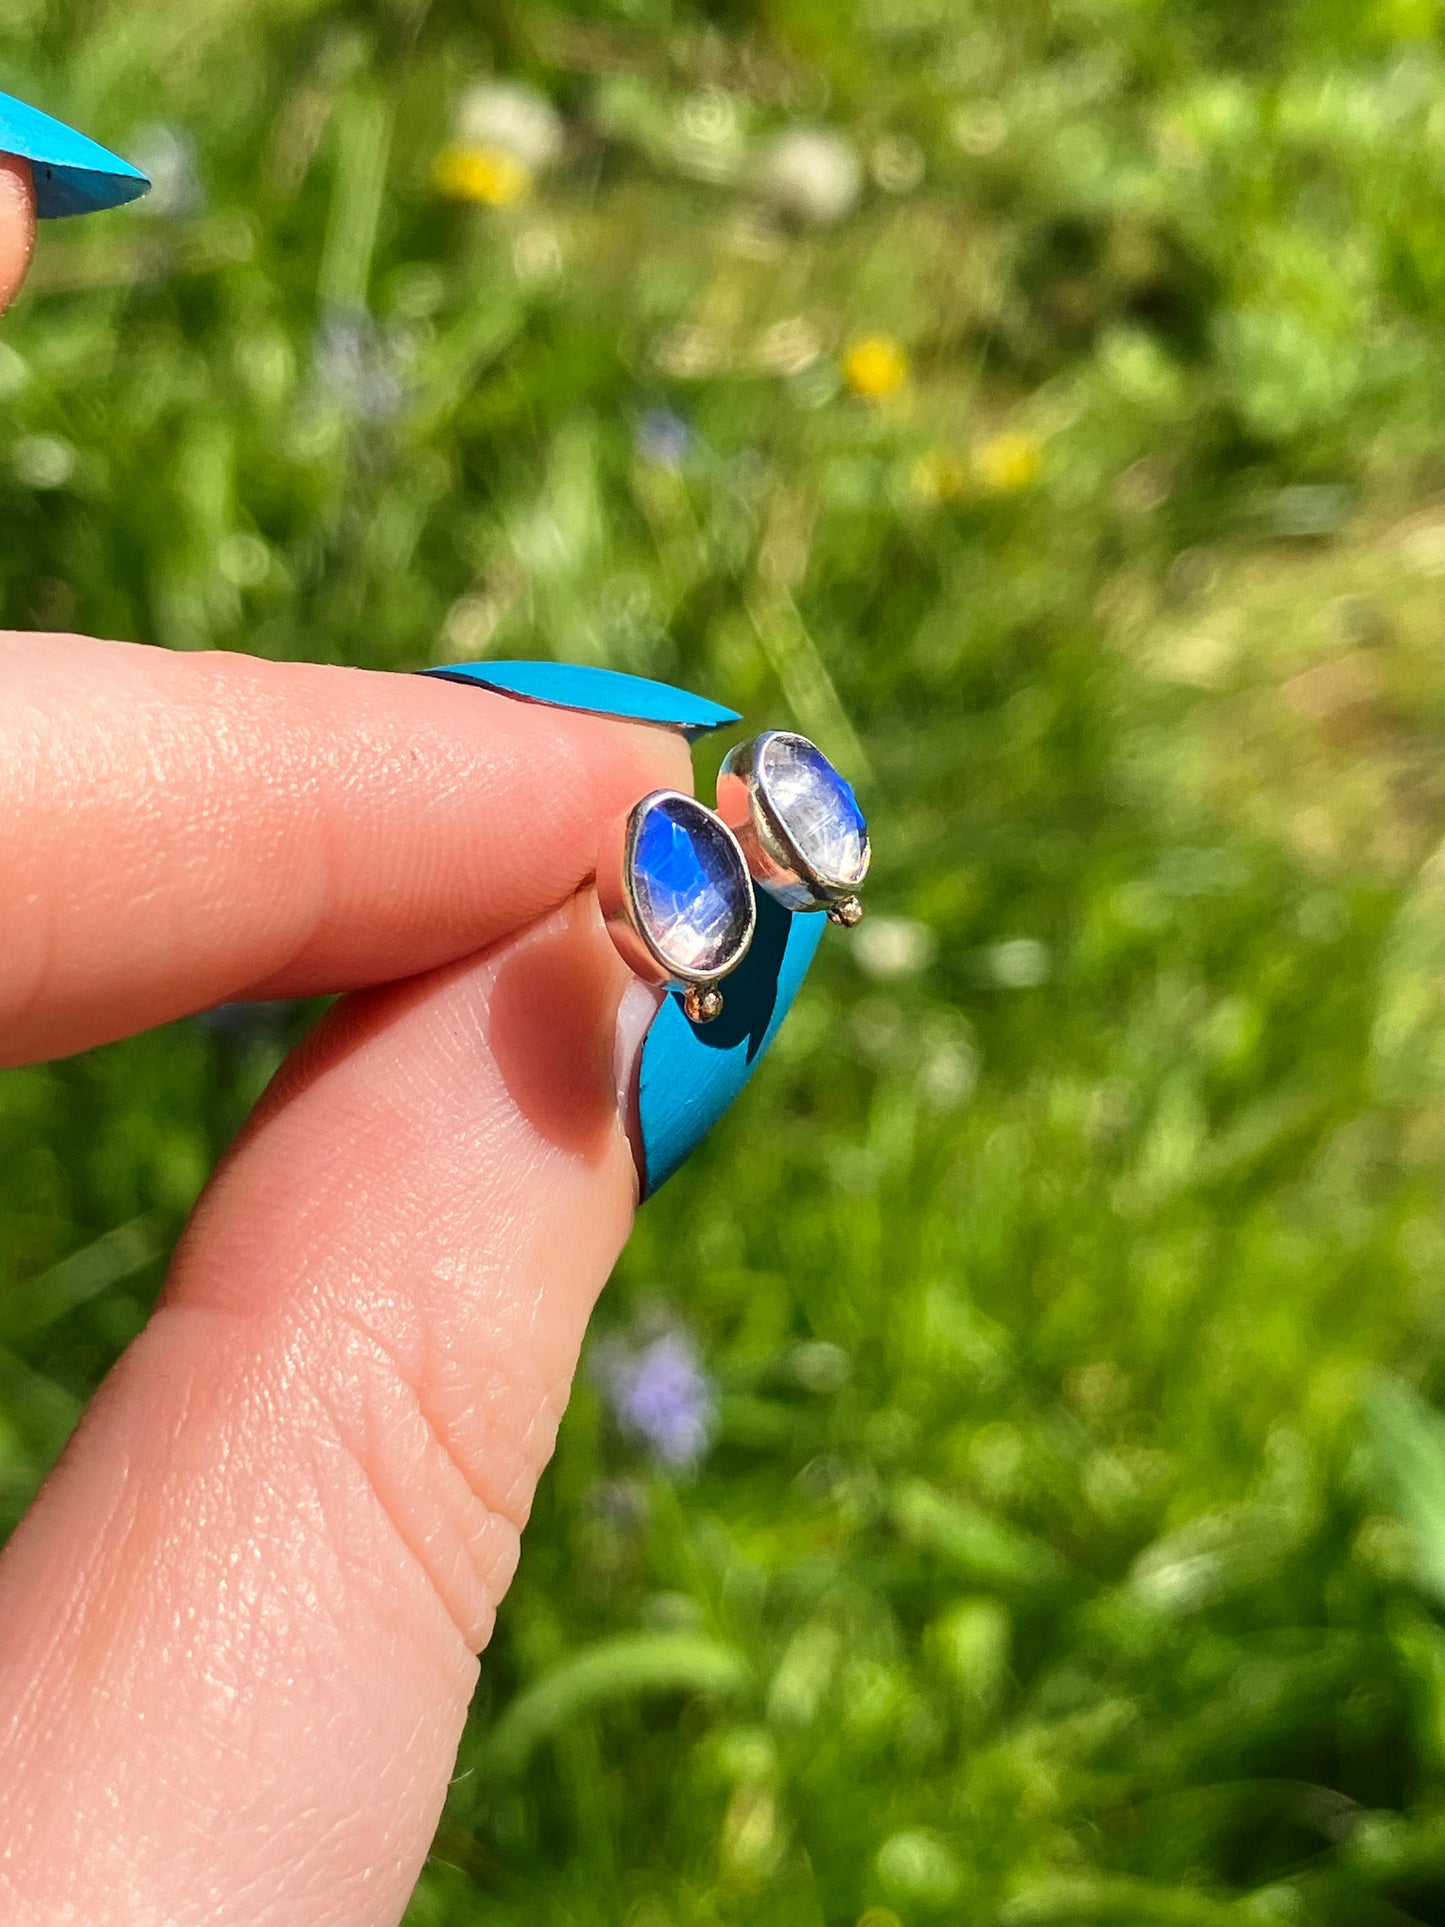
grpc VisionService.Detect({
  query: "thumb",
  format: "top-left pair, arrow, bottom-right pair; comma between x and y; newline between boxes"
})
0,155 -> 35,312
0,893 -> 648,1926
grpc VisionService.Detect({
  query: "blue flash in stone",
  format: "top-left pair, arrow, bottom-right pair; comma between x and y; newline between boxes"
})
633,800 -> 754,978
759,735 -> 867,890
716,731 -> 870,926
599,790 -> 756,1023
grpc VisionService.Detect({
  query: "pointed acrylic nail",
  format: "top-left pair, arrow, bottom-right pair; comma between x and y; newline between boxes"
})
631,893 -> 826,1196
0,91 -> 149,219
421,661 -> 740,739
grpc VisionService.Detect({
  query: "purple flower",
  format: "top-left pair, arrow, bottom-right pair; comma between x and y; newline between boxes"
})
594,1328 -> 716,1471
312,307 -> 404,423
635,409 -> 694,472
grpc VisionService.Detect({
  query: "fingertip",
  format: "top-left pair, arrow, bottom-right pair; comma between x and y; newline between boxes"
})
0,154 -> 36,312
0,642 -> 698,1061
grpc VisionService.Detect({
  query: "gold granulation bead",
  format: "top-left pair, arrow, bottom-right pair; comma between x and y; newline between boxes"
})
684,984 -> 724,1024
827,895 -> 864,928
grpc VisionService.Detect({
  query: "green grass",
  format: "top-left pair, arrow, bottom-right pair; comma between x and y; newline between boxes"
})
11,0 -> 1445,1920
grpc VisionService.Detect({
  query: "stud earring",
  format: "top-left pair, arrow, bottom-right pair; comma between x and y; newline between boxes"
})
715,731 -> 870,926
597,790 -> 757,1024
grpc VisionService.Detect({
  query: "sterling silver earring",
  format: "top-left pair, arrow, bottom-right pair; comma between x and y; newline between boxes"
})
716,731 -> 869,926
597,790 -> 756,1024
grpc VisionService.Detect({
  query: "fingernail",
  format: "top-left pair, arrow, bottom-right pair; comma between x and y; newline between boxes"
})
631,894 -> 826,1197
0,92 -> 149,219
422,661 -> 740,739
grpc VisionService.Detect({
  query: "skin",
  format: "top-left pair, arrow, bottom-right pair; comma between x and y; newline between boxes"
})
0,159 -> 693,1924
0,157 -> 34,311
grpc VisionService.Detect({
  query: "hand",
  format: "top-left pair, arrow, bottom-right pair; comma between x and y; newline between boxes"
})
0,157 -> 692,1925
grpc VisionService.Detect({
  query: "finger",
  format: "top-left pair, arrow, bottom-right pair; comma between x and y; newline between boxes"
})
0,890 -> 644,1926
0,634 -> 692,1064
0,155 -> 36,311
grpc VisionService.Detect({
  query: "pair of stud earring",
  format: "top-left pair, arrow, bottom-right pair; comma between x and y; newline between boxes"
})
598,730 -> 869,1023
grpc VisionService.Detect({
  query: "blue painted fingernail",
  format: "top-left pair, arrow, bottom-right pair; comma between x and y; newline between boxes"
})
421,661 -> 740,739
0,92 -> 149,219
633,894 -> 825,1196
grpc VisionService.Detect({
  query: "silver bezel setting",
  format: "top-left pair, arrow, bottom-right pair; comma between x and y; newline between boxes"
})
597,789 -> 757,1005
716,730 -> 871,916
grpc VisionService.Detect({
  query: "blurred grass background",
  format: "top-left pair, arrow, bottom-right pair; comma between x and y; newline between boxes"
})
13,0 -> 1445,1920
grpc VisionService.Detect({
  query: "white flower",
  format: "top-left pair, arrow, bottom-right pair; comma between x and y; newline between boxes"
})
757,127 -> 862,226
920,1038 -> 978,1111
129,123 -> 205,219
13,436 -> 76,490
876,1829 -> 963,1907
986,937 -> 1050,988
853,916 -> 938,981
0,343 -> 28,399
455,80 -> 564,173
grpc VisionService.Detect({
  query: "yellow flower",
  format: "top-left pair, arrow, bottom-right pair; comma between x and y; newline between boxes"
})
842,334 -> 909,401
909,449 -> 970,505
433,142 -> 532,207
971,429 -> 1043,493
